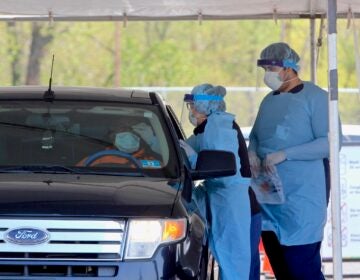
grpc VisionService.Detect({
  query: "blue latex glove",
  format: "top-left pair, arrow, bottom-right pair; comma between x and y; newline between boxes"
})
248,151 -> 261,178
263,151 -> 286,174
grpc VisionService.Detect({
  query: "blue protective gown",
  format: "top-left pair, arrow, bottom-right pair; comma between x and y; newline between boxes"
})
187,111 -> 251,280
249,82 -> 331,246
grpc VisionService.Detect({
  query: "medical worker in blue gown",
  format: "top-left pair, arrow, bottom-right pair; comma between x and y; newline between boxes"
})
249,42 -> 340,280
180,84 -> 252,280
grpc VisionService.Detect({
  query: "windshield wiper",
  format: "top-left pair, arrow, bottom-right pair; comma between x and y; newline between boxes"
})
0,165 -> 78,174
0,165 -> 145,177
0,166 -> 33,173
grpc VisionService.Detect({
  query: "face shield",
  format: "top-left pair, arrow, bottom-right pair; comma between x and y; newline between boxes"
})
180,94 -> 224,136
180,94 -> 196,136
257,59 -> 299,71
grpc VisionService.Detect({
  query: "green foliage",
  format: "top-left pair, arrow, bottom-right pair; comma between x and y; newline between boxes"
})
0,19 -> 358,125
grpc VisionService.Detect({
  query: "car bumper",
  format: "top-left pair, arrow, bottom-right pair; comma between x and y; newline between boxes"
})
0,246 -> 185,280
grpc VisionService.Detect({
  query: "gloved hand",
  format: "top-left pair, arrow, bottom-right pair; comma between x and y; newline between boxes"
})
248,150 -> 261,178
179,139 -> 197,159
263,151 -> 286,174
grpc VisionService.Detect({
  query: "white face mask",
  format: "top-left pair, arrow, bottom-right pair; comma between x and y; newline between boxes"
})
114,132 -> 140,153
188,111 -> 198,127
264,71 -> 283,91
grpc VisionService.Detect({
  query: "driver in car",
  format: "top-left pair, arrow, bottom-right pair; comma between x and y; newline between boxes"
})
76,123 -> 159,167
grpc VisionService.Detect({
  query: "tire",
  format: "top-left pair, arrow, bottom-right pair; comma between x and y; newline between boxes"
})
207,254 -> 219,280
198,246 -> 219,280
197,247 -> 208,280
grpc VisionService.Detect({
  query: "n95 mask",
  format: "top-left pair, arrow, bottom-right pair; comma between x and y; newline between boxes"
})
264,71 -> 283,91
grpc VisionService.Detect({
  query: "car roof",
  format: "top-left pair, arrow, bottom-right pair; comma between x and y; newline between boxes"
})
0,86 -> 155,104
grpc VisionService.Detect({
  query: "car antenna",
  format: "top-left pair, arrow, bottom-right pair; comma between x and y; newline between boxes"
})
43,54 -> 55,102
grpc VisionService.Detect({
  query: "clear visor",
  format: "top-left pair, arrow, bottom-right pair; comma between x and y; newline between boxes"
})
180,98 -> 194,136
180,93 -> 224,134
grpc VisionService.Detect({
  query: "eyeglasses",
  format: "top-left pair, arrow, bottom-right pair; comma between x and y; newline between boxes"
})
186,103 -> 194,110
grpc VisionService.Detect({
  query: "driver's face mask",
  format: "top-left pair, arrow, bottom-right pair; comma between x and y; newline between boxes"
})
114,132 -> 140,153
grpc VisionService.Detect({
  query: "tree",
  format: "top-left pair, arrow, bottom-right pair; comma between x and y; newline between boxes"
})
6,22 -> 23,85
26,22 -> 54,85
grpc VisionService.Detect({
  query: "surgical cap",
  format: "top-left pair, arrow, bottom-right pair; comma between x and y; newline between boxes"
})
190,83 -> 226,115
259,42 -> 300,71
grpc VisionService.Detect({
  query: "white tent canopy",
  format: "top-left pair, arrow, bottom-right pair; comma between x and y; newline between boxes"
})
0,0 -> 360,21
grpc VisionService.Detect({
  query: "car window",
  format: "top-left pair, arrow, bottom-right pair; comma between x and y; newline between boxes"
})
0,100 -> 179,178
166,105 -> 185,139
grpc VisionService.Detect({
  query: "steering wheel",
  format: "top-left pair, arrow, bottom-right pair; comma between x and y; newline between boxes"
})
83,149 -> 142,170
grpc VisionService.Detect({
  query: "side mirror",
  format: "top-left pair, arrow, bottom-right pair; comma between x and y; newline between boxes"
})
190,150 -> 236,181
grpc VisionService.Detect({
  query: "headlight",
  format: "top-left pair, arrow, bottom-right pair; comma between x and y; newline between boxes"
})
124,218 -> 187,259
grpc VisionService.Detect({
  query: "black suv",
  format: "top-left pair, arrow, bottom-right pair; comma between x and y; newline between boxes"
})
0,86 -> 235,279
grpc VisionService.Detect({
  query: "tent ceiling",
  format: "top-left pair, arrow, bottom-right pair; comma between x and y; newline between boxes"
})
1,0 -> 360,21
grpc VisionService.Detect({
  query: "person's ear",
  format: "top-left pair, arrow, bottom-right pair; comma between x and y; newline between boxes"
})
283,67 -> 293,79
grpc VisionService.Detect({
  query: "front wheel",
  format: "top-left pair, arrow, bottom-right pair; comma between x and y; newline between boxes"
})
198,246 -> 219,280
205,252 -> 219,280
197,247 -> 208,280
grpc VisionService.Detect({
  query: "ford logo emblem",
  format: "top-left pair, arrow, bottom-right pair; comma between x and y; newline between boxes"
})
5,227 -> 50,245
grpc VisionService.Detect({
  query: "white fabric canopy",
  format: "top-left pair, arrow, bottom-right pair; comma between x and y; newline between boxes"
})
0,0 -> 359,21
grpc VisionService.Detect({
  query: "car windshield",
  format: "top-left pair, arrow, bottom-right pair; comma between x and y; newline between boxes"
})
0,100 -> 179,178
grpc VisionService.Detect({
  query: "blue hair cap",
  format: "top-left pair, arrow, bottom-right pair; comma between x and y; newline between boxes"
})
187,83 -> 227,115
259,42 -> 300,71
283,59 -> 300,71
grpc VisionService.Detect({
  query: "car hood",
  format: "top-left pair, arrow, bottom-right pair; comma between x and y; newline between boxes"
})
0,174 -> 181,217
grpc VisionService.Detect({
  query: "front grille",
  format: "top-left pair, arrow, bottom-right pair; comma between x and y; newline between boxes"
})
0,264 -> 118,277
0,218 -> 125,278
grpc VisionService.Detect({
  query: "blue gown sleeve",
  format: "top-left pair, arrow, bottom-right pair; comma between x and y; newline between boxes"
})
186,134 -> 198,151
284,90 -> 342,160
284,137 -> 329,160
248,102 -> 263,153
185,134 -> 198,169
248,126 -> 258,153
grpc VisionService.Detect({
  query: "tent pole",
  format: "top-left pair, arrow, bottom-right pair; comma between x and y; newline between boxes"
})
310,17 -> 316,83
114,21 -> 121,87
350,11 -> 360,94
327,0 -> 343,279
